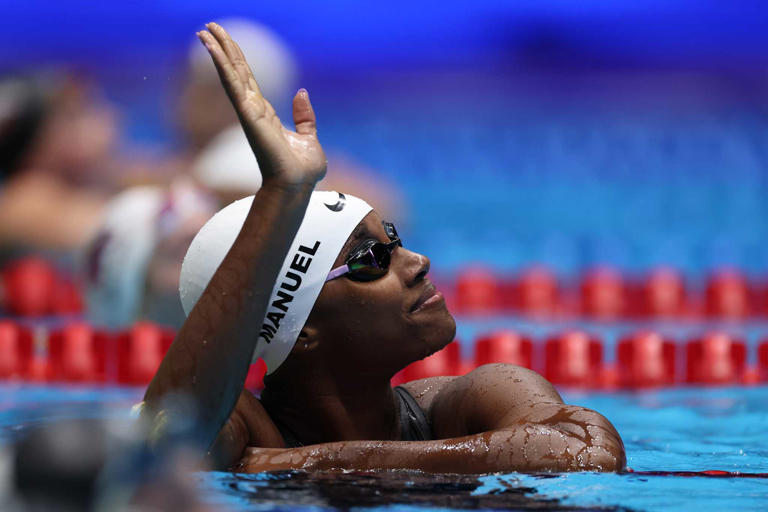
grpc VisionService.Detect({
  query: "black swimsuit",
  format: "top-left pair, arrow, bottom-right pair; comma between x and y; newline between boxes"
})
275,386 -> 433,448
393,385 -> 433,441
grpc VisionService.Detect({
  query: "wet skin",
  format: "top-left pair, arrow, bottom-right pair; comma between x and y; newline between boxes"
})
144,22 -> 625,475
209,212 -> 626,473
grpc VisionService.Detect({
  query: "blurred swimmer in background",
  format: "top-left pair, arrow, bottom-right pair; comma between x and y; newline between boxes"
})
0,75 -> 118,260
181,17 -> 407,218
85,17 -> 407,329
142,23 -> 625,474
83,179 -> 216,328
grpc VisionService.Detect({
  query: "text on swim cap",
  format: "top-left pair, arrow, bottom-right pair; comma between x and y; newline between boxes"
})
258,241 -> 321,344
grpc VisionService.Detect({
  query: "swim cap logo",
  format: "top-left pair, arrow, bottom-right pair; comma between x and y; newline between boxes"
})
324,192 -> 346,212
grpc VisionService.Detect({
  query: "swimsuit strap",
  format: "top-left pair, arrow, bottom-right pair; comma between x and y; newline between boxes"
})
394,385 -> 433,441
272,387 -> 433,447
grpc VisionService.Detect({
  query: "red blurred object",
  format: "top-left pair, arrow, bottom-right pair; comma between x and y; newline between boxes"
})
704,270 -> 751,319
2,257 -> 57,316
598,363 -> 619,390
50,277 -> 84,314
686,332 -> 746,385
741,365 -> 760,386
544,331 -> 603,387
0,321 -> 33,378
617,331 -> 676,388
49,323 -> 108,382
579,267 -> 626,320
474,330 -> 533,369
756,341 -> 768,382
505,266 -> 559,317
454,267 -> 499,314
634,267 -> 687,318
117,322 -> 174,385
27,355 -> 52,383
245,358 -> 268,391
399,341 -> 462,382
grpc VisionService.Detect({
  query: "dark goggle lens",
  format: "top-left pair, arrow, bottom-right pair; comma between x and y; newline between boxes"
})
370,243 -> 392,268
347,259 -> 387,281
346,241 -> 393,281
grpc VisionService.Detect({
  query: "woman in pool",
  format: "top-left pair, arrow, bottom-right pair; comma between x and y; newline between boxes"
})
143,23 -> 625,474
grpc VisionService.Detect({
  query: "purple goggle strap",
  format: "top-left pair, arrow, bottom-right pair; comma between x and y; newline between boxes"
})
325,264 -> 351,282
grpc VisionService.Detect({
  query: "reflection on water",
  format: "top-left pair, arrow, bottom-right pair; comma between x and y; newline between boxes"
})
198,470 -> 629,511
1,385 -> 767,511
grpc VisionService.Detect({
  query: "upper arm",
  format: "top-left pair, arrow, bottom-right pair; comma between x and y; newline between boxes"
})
429,363 -> 564,438
209,389 -> 285,469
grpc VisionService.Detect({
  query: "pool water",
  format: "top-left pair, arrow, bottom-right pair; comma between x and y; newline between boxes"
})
1,384 -> 766,511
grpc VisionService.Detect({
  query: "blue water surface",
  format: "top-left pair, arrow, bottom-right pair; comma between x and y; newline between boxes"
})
1,383 -> 766,511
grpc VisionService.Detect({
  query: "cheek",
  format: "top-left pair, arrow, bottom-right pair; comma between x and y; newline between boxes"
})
314,277 -> 406,339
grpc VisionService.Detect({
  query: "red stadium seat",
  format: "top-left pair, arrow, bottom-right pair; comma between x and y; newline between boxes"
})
117,322 -> 174,385
505,266 -> 559,317
0,321 -> 33,379
2,257 -> 57,317
704,269 -> 751,320
544,331 -> 603,387
398,341 -> 462,383
49,323 -> 109,383
454,267 -> 499,314
617,331 -> 676,388
686,332 -> 746,385
474,330 -> 533,369
634,267 -> 687,319
579,267 -> 626,320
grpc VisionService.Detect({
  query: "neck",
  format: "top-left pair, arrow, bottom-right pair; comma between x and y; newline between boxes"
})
260,366 -> 399,446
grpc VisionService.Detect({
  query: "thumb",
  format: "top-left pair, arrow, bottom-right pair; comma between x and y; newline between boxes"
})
292,88 -> 317,136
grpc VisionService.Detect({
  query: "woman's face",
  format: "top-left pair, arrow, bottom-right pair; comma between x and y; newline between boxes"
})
306,211 -> 456,377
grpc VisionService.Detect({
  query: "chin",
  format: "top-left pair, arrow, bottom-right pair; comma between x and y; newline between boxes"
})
420,309 -> 457,357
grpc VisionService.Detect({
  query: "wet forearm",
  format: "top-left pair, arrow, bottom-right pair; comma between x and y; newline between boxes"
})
240,424 -> 625,474
143,181 -> 314,445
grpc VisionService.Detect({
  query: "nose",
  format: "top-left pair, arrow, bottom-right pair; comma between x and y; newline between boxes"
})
397,248 -> 430,288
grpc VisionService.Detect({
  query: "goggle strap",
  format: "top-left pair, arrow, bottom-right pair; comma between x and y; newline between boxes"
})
325,264 -> 350,282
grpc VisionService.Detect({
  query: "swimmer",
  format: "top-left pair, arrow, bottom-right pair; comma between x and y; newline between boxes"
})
143,23 -> 625,474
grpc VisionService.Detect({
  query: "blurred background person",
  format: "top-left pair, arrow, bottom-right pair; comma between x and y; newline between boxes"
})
0,74 -> 118,262
83,179 -> 215,328
82,17 -> 408,329
180,17 -> 407,220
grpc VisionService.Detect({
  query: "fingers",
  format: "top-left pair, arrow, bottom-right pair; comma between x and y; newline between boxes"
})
292,88 -> 317,136
196,30 -> 246,103
206,23 -> 263,98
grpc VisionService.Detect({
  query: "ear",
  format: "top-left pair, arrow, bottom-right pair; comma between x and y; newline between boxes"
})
290,325 -> 320,356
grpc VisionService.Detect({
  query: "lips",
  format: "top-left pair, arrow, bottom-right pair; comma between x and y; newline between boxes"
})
410,281 -> 443,313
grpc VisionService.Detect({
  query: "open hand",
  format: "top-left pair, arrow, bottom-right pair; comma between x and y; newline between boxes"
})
197,23 -> 326,188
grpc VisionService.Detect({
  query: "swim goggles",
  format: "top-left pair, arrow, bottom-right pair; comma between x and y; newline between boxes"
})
326,222 -> 402,282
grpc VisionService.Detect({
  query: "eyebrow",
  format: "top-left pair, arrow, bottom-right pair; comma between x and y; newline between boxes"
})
338,223 -> 370,261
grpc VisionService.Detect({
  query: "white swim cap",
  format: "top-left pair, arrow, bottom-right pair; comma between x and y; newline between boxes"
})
179,191 -> 372,373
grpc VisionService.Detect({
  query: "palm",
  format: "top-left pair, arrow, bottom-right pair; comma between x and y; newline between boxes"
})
199,24 -> 326,186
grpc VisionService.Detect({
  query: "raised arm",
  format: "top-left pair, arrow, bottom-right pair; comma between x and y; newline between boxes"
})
237,364 -> 625,473
142,23 -> 326,451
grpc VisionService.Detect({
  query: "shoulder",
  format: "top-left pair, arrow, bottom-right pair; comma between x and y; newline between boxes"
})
428,363 -> 564,437
398,376 -> 458,413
